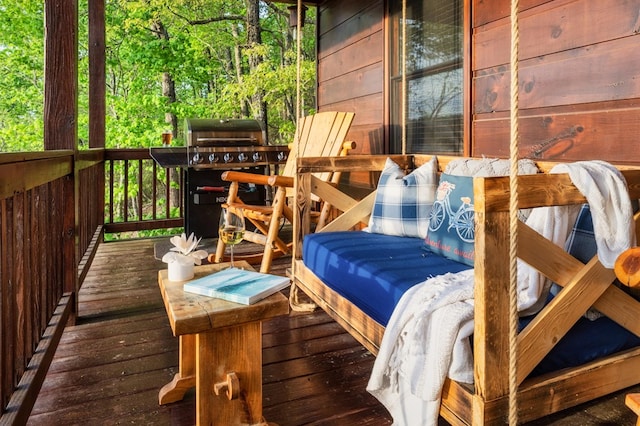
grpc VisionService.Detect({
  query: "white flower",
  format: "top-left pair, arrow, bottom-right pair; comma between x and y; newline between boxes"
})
161,232 -> 209,266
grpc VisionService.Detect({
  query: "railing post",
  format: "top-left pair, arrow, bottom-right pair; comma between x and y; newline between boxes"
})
103,149 -> 183,235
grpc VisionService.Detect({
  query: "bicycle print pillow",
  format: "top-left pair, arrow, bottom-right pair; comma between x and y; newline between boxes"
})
423,173 -> 475,266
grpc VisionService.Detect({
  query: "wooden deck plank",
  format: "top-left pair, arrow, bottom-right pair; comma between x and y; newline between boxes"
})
26,237 -> 392,426
25,237 -> 640,425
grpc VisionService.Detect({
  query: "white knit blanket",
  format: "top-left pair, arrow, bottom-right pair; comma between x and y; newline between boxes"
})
518,160 -> 636,315
553,161 -> 636,267
367,270 -> 475,426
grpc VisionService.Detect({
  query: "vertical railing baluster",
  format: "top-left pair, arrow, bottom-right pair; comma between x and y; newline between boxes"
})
123,160 -> 129,222
179,168 -> 183,217
137,159 -> 143,222
165,167 -> 171,219
152,161 -> 157,220
109,160 -> 114,224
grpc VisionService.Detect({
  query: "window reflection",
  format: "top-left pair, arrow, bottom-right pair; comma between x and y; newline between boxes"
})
390,0 -> 463,154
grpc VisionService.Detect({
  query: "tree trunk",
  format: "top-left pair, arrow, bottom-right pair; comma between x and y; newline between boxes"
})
231,24 -> 250,117
151,19 -> 180,210
151,19 -> 178,134
246,0 -> 268,141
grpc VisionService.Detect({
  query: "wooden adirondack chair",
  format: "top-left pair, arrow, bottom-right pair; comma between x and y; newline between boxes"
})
212,111 -> 355,273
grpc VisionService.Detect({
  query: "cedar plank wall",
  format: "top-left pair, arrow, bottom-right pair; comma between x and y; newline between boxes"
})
316,0 -> 385,156
473,0 -> 640,163
315,0 -> 640,166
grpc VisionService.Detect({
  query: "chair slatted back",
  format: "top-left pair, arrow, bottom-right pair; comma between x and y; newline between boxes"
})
283,111 -> 355,181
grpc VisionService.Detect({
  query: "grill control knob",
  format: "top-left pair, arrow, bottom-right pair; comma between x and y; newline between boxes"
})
191,149 -> 203,165
191,152 -> 204,164
238,152 -> 248,162
252,152 -> 263,162
223,153 -> 234,163
208,153 -> 219,163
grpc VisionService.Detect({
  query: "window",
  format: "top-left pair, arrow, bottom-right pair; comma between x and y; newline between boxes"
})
389,0 -> 463,154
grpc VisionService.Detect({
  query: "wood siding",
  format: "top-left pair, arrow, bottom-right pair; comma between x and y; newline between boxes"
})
472,0 -> 640,163
316,0 -> 386,156
315,0 -> 640,166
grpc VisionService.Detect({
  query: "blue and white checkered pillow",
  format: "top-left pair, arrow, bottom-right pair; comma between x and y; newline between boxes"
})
550,204 -> 603,319
564,204 -> 596,263
367,157 -> 438,238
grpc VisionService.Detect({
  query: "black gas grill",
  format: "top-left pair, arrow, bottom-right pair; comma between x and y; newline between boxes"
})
150,118 -> 288,238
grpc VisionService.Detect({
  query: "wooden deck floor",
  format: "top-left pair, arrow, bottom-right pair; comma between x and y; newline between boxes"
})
26,238 -> 640,425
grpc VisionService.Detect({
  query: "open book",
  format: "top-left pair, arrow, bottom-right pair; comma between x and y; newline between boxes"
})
183,267 -> 290,305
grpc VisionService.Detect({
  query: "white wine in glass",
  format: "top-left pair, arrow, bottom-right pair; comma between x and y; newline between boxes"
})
218,207 -> 245,268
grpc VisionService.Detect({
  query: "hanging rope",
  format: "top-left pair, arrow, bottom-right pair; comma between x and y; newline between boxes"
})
289,0 -> 316,313
401,0 -> 407,155
295,0 -> 303,122
508,0 -> 520,424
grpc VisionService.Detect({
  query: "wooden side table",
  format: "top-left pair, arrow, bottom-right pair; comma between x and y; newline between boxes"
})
627,393 -> 640,426
157,261 -> 289,425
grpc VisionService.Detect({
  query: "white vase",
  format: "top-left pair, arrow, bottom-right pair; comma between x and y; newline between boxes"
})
168,261 -> 195,281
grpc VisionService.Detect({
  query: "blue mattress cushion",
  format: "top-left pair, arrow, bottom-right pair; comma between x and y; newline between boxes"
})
522,310 -> 640,377
303,231 -> 470,325
303,229 -> 640,377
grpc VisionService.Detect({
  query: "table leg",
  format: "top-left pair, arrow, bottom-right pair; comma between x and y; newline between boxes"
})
159,334 -> 197,404
197,321 -> 263,426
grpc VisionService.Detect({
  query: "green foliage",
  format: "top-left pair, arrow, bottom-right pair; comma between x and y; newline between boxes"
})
0,0 -> 45,151
102,0 -> 317,149
1,0 -> 316,151
104,227 -> 185,241
3,0 -> 317,238
100,0 -> 314,147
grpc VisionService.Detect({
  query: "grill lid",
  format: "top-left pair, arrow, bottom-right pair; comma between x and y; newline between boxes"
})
185,118 -> 265,147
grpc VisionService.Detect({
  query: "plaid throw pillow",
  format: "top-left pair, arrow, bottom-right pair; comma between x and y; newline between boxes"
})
367,157 -> 438,238
564,204 -> 596,263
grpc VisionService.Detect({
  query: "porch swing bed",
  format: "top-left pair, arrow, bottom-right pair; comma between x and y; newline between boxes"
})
291,154 -> 640,425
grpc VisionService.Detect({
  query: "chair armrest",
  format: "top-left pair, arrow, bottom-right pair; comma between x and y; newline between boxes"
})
267,175 -> 294,187
341,140 -> 356,153
221,170 -> 273,186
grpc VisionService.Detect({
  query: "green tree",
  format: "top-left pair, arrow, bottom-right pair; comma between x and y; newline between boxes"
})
0,1 -> 45,151
105,0 -> 316,149
0,1 -> 92,151
1,0 -> 317,238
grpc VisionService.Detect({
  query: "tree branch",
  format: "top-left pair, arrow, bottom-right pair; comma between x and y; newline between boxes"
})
167,6 -> 245,26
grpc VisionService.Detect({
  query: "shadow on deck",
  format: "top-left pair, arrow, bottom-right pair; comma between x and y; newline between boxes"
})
26,237 -> 640,425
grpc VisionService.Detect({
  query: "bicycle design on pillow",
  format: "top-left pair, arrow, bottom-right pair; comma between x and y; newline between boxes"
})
428,180 -> 475,243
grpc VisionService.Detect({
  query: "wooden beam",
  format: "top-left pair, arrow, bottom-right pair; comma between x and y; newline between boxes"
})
89,0 -> 106,149
44,0 -> 78,151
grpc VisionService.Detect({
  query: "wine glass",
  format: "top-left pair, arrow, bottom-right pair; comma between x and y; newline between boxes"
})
218,207 -> 245,269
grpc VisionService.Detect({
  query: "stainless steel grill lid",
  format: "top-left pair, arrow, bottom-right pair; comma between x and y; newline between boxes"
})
151,118 -> 287,169
185,118 -> 265,147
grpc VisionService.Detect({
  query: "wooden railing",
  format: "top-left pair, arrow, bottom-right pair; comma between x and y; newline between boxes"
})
0,151 -> 76,423
76,149 -> 106,284
104,149 -> 183,235
0,148 -> 185,422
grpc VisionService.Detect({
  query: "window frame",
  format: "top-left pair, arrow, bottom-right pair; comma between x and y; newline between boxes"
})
386,0 -> 470,156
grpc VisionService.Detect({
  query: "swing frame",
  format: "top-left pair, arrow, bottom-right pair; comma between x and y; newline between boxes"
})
290,153 -> 640,425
